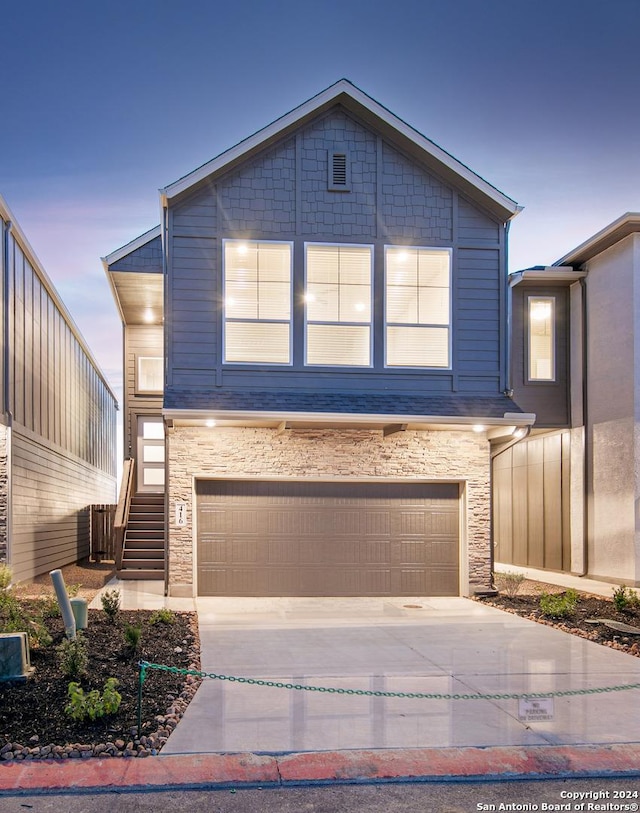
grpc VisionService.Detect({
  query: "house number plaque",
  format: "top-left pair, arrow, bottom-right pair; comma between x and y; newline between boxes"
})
174,502 -> 187,527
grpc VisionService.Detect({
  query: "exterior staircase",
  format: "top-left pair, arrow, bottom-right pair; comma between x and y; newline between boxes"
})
117,492 -> 165,580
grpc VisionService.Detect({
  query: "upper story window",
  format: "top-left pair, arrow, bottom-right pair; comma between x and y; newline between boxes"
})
305,243 -> 372,366
136,356 -> 163,394
385,246 -> 451,368
223,240 -> 292,364
528,296 -> 555,381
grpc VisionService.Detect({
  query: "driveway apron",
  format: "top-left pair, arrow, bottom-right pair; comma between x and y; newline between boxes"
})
158,597 -> 640,755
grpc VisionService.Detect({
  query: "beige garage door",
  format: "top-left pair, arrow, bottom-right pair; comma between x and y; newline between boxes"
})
196,480 -> 459,597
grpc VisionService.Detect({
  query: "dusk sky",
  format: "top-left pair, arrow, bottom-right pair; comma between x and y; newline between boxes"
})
1,0 -> 639,420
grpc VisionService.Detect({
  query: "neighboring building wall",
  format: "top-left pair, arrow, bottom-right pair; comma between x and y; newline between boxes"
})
166,426 -> 491,597
10,428 -> 116,578
584,234 -> 639,583
0,424 -> 7,562
1,195 -> 118,582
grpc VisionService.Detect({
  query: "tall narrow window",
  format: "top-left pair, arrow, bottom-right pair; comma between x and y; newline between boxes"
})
385,246 -> 451,368
305,243 -> 372,366
223,240 -> 292,364
528,296 -> 555,381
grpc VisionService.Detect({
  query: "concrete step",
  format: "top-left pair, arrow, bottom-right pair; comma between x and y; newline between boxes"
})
123,548 -> 164,560
120,557 -> 164,569
116,569 -> 164,581
123,538 -> 164,550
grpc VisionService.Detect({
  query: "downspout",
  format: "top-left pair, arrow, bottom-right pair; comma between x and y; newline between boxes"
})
161,202 -> 170,598
2,219 -> 12,567
578,276 -> 589,576
504,219 -> 513,396
486,425 -> 533,593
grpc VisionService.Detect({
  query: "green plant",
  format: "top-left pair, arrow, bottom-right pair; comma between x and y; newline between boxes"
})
495,571 -> 526,599
66,582 -> 81,598
612,584 -> 640,612
124,623 -> 142,653
149,608 -> 175,626
101,588 -> 121,621
57,631 -> 88,678
37,594 -> 61,619
539,589 -> 579,619
65,678 -> 121,721
0,564 -> 12,591
0,590 -> 52,648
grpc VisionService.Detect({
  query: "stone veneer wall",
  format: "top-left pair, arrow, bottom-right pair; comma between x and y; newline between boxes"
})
0,424 -> 7,562
166,427 -> 491,596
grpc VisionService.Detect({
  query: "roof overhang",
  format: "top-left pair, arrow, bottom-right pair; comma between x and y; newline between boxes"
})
160,80 -> 521,223
555,212 -> 640,267
102,226 -> 164,326
509,267 -> 587,287
163,408 -> 535,433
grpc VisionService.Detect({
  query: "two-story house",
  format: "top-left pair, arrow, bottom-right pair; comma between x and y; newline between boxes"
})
0,193 -> 118,582
105,80 -> 534,598
495,213 -> 640,588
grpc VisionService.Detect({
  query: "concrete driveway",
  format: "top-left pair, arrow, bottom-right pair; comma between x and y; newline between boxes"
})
157,596 -> 640,755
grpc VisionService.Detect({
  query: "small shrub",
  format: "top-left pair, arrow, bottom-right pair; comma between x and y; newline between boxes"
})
0,591 -> 52,648
66,583 -> 81,598
149,608 -> 175,626
57,632 -> 88,678
0,564 -> 12,591
612,584 -> 640,612
65,678 -> 121,721
38,594 -> 61,619
101,589 -> 121,621
124,623 -> 142,653
495,571 -> 526,599
539,588 -> 579,619
27,618 -> 53,649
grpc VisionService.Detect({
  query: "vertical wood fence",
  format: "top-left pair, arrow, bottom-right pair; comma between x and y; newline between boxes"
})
90,504 -> 116,562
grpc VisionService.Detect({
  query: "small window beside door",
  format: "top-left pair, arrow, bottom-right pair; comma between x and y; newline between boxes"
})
137,357 -> 163,394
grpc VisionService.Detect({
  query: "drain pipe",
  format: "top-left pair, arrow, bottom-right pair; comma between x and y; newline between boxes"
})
577,276 -> 589,576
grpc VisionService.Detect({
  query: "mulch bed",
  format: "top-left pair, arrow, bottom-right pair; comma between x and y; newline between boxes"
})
477,583 -> 640,658
0,603 -> 200,759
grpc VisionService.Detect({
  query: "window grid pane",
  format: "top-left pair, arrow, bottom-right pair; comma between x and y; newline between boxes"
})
306,244 -> 372,366
224,240 -> 292,364
386,246 -> 451,368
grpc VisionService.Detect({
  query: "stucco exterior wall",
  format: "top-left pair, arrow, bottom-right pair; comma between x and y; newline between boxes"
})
166,426 -> 491,597
585,234 -> 640,582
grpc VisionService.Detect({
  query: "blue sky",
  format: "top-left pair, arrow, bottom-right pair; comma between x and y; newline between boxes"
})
1,0 -> 639,406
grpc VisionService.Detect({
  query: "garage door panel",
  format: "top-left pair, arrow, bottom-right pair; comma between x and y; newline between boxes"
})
196,480 -> 459,597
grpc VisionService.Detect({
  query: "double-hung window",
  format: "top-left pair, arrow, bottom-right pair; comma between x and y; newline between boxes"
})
305,243 -> 373,366
385,246 -> 451,368
223,240 -> 292,364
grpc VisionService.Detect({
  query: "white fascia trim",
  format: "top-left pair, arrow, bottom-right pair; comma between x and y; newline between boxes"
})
509,268 -> 587,286
160,80 -> 520,218
555,212 -> 640,267
101,225 -> 162,267
163,408 -> 536,427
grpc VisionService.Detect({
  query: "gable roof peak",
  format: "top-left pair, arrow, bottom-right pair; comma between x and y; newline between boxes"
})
160,81 -> 520,222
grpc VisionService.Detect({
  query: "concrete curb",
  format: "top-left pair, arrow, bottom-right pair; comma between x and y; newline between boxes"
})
1,744 -> 640,793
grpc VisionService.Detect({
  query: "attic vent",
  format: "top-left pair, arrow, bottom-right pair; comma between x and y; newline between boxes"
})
328,150 -> 351,192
